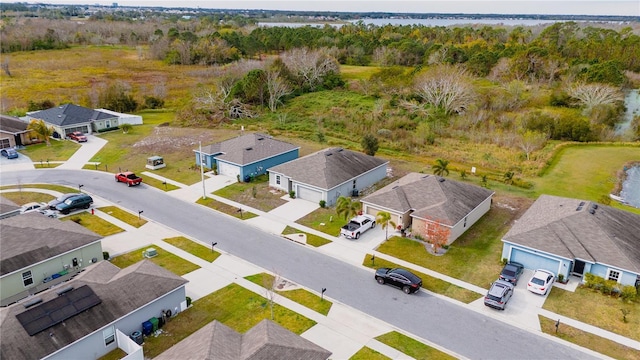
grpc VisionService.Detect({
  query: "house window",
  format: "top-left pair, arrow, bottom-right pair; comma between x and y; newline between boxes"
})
276,175 -> 281,185
22,271 -> 33,287
353,180 -> 357,189
103,326 -> 115,346
607,269 -> 620,283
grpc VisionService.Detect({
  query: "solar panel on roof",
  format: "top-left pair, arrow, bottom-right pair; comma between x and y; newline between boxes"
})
16,285 -> 101,336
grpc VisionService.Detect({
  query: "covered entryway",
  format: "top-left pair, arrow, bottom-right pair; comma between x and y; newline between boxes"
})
510,248 -> 560,275
296,185 -> 322,203
218,161 -> 240,178
572,260 -> 586,275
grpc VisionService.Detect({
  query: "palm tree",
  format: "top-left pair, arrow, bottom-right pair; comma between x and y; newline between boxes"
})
336,196 -> 361,221
432,158 -> 450,177
376,211 -> 397,240
27,119 -> 53,146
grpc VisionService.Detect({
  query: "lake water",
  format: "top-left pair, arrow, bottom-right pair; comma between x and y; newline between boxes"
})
620,166 -> 640,208
259,18 -> 604,28
616,89 -> 640,136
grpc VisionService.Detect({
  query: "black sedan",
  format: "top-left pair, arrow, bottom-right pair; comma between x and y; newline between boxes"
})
499,261 -> 525,285
375,267 -> 423,294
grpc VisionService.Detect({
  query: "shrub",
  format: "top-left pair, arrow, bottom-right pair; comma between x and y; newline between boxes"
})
558,274 -> 564,283
186,296 -> 192,307
621,286 -> 637,301
319,200 -> 326,208
501,258 -> 508,265
102,251 -> 110,260
289,190 -> 296,199
602,279 -> 618,295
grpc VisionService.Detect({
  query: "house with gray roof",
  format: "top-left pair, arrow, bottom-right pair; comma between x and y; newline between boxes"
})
1,260 -> 188,360
23,104 -> 122,138
361,172 -> 494,243
0,114 -> 34,149
195,133 -> 299,181
0,212 -> 103,306
156,319 -> 331,360
502,194 -> 640,287
268,147 -> 389,206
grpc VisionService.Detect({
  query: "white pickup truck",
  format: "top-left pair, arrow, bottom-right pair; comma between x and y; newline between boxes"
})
340,214 -> 376,239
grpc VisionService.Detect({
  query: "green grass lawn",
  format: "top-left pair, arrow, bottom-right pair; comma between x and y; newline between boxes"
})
296,206 -> 344,237
0,191 -> 55,205
61,212 -> 124,236
245,273 -> 333,315
163,236 -> 221,262
543,286 -> 639,341
141,283 -> 317,358
109,246 -> 200,276
0,183 -> 80,194
349,347 -> 391,360
282,225 -> 332,247
19,139 -> 81,161
97,206 -> 147,227
34,163 -> 62,169
139,176 -> 181,191
539,316 -> 640,360
196,196 -> 258,219
375,331 -> 456,360
363,254 -> 481,303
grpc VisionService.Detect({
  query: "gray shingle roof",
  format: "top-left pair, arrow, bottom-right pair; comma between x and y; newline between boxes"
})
268,147 -> 388,190
1,213 -> 102,276
26,104 -> 115,127
0,260 -> 188,360
199,133 -> 299,166
362,172 -> 494,226
0,114 -> 29,134
503,195 -> 640,273
156,319 -> 331,360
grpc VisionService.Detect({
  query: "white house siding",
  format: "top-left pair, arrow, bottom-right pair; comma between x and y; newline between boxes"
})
96,109 -> 143,125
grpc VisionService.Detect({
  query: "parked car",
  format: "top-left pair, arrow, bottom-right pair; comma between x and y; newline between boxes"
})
340,214 -> 376,239
20,202 -> 47,214
55,194 -> 93,215
375,267 -> 423,294
484,280 -> 514,310
38,209 -> 58,218
115,171 -> 143,186
499,261 -> 525,285
48,193 -> 81,210
1,148 -> 18,159
68,131 -> 87,142
527,269 -> 555,295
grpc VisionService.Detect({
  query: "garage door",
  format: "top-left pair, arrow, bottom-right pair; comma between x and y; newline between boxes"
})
218,162 -> 240,178
510,248 -> 560,275
365,206 -> 399,224
297,186 -> 323,203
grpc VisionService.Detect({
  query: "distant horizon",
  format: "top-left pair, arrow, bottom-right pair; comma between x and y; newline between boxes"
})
18,1 -> 640,17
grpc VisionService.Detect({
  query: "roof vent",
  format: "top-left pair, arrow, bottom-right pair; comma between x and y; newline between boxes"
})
337,148 -> 344,152
589,209 -> 596,215
56,286 -> 74,296
579,201 -> 585,206
591,203 -> 598,210
23,298 -> 43,309
257,137 -> 264,141
245,147 -> 253,151
326,152 -> 333,157
392,186 -> 399,189
438,177 -> 445,182
576,205 -> 583,211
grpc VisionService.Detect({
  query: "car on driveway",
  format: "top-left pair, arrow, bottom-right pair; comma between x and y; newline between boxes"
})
39,209 -> 58,218
527,269 -> 555,295
375,267 -> 423,294
55,193 -> 93,215
115,171 -> 143,186
499,261 -> 524,285
20,202 -> 47,214
48,193 -> 81,210
484,280 -> 514,310
1,148 -> 18,159
68,131 -> 87,142
341,214 -> 376,239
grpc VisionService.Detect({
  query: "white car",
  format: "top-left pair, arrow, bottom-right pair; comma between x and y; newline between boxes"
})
527,269 -> 555,295
20,202 -> 47,214
39,209 -> 58,218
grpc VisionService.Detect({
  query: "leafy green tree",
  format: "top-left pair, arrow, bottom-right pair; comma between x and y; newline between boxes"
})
376,211 -> 397,240
27,119 -> 53,146
504,171 -> 515,185
432,158 -> 450,177
361,134 -> 379,156
336,196 -> 360,221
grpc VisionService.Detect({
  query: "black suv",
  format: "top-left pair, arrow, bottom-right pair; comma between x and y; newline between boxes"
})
375,268 -> 423,294
48,193 -> 80,210
499,261 -> 524,285
55,194 -> 93,215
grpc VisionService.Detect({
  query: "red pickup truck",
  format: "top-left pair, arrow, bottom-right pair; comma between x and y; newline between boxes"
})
115,172 -> 143,186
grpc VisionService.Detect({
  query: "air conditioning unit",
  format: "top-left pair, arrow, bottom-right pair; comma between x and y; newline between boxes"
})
143,248 -> 158,258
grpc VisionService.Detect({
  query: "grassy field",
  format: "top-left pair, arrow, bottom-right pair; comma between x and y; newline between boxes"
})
196,196 -> 258,219
375,331 -> 456,360
281,225 -> 332,247
109,246 -> 200,276
97,205 -> 147,227
162,236 -> 221,262
61,211 -> 124,236
245,273 -> 333,315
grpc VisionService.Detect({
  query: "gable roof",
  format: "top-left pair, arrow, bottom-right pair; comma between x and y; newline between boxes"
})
26,104 -> 115,127
199,133 -> 299,166
0,114 -> 29,134
268,147 -> 388,190
0,213 -> 102,276
362,172 -> 494,226
156,319 -> 331,360
0,260 -> 188,360
503,195 -> 640,273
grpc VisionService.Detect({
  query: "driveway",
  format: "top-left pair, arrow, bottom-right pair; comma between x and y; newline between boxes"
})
267,197 -> 319,221
0,151 -> 34,171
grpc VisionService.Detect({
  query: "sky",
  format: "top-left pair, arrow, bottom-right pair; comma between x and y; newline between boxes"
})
28,0 -> 640,16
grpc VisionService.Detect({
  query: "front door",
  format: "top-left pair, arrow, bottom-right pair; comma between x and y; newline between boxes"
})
572,260 -> 585,275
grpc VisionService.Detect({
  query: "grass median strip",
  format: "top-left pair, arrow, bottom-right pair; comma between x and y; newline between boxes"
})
349,346 -> 391,360
245,273 -> 333,315
97,206 -> 147,228
61,212 -> 124,236
375,331 -> 456,360
140,176 -> 180,191
110,246 -> 200,276
163,236 -> 221,262
0,183 -> 80,194
196,196 -> 258,219
282,225 -> 332,247
363,254 -> 481,304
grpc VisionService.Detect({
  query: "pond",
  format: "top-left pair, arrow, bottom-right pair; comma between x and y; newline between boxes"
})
620,166 -> 640,208
616,89 -> 640,136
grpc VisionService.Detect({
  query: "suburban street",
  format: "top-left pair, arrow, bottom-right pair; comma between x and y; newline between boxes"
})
0,168 -> 602,360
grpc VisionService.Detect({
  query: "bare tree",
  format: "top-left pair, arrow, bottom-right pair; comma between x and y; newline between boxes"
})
414,64 -> 476,115
1,57 -> 11,77
517,130 -> 548,160
263,271 -> 281,320
266,70 -> 291,112
281,48 -> 339,90
567,83 -> 624,114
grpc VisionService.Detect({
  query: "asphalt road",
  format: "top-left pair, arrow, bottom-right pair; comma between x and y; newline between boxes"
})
1,169 -> 601,360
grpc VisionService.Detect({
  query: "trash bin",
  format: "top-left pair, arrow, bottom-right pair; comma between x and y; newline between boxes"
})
142,321 -> 153,336
149,317 -> 159,332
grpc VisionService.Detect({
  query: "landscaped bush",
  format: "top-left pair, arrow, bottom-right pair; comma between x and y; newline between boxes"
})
621,285 -> 637,301
583,273 -> 636,301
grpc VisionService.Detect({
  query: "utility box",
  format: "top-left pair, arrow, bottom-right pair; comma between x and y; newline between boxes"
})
146,156 -> 166,170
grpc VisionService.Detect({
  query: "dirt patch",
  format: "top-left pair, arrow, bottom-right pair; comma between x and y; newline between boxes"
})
493,193 -> 533,222
132,127 -> 241,154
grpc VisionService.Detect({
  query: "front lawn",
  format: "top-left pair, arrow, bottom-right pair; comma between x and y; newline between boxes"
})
349,347 -> 391,360
139,176 -> 180,191
375,331 -> 456,360
109,246 -> 200,276
213,174 -> 288,212
19,139 -> 80,161
245,273 -> 333,315
0,183 -> 79,194
543,286 -> 639,341
61,212 -> 124,236
196,196 -> 258,219
282,225 -> 332,247
97,206 -> 147,228
163,236 -> 221,262
0,191 -> 54,205
295,206 -> 344,237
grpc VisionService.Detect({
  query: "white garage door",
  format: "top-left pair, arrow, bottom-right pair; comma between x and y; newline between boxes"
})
511,248 -> 560,275
218,162 -> 240,178
297,186 -> 323,203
